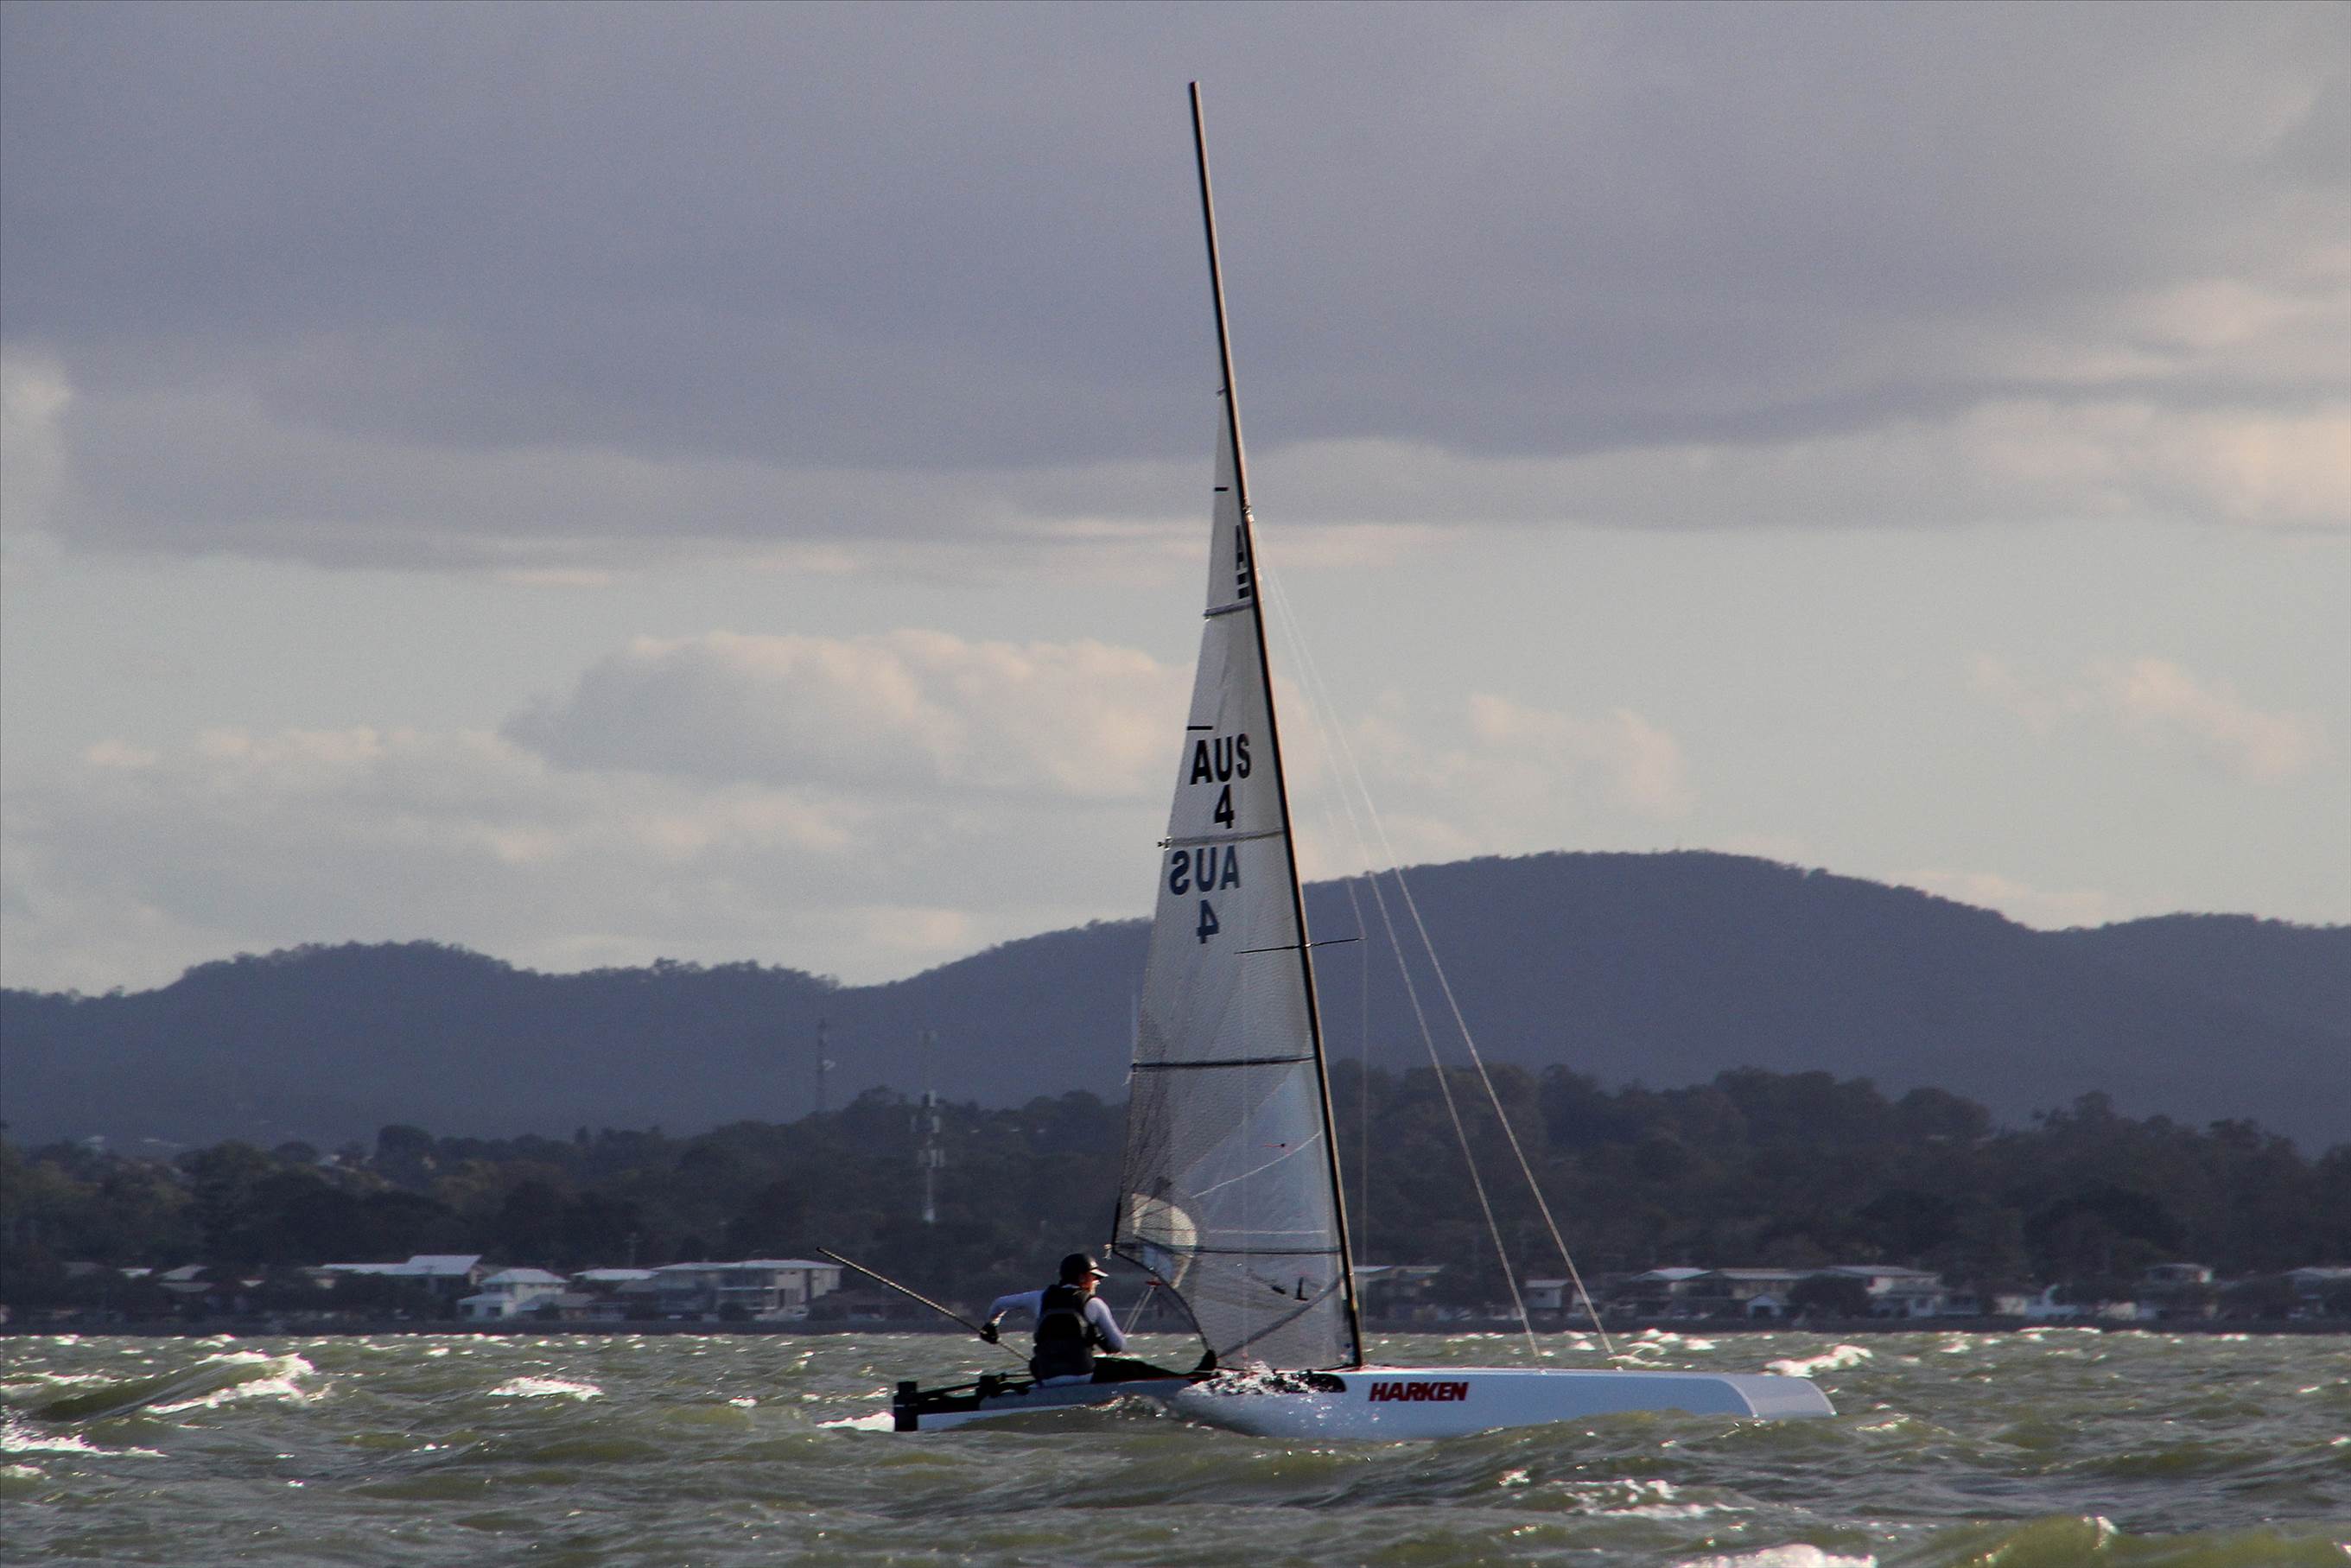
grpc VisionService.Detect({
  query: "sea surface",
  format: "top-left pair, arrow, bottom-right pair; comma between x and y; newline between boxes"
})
3,1328 -> 2345,1566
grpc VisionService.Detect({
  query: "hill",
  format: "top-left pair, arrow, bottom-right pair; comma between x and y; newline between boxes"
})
4,851 -> 2344,1152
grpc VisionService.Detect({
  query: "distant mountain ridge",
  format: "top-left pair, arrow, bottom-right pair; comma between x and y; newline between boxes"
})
5,851 -> 2345,1152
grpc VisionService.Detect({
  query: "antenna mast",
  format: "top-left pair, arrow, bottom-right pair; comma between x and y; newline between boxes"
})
916,1030 -> 944,1224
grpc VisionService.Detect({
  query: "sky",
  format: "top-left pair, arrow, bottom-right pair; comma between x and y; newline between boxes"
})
2,1 -> 2345,995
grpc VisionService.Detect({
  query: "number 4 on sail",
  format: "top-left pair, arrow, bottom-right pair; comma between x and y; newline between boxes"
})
886,83 -> 1834,1439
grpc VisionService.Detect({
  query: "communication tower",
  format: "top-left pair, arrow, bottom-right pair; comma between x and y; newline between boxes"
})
916,1030 -> 944,1224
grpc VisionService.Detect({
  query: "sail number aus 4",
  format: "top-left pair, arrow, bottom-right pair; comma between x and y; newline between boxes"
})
1176,734 -> 1250,940
1168,847 -> 1242,944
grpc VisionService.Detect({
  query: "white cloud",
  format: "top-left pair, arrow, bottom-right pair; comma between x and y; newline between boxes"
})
0,644 -> 1198,991
2,724 -> 867,991
2104,657 -> 2330,780
1463,695 -> 1697,819
1284,689 -> 1696,884
1972,653 -> 2329,780
505,630 -> 1188,798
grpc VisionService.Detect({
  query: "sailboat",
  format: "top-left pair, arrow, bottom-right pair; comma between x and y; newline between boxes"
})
888,86 -> 1834,1438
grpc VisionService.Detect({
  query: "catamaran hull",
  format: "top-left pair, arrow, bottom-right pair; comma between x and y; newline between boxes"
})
1161,1367 -> 1834,1438
891,1375 -> 1196,1432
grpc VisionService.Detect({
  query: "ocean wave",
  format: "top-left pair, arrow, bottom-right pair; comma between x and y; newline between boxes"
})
486,1376 -> 603,1400
1764,1344 -> 1872,1378
19,1350 -> 315,1422
150,1352 -> 317,1413
1,1412 -> 164,1459
1674,1549 -> 1872,1568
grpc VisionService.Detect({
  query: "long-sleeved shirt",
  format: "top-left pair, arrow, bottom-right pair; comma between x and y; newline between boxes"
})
984,1288 -> 1127,1353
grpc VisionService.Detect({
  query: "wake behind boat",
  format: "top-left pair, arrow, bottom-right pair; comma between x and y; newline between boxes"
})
888,84 -> 1833,1439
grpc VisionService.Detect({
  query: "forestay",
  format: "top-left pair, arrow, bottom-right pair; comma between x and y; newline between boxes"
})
1112,397 -> 1359,1373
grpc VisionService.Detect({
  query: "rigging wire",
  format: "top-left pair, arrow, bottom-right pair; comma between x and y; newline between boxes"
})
1263,572 -> 1534,1355
1265,568 -> 1617,1358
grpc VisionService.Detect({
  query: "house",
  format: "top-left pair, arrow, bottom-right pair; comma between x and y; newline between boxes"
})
572,1267 -> 657,1290
1355,1264 -> 1446,1320
156,1263 -> 219,1308
2136,1262 -> 2218,1320
1819,1265 -> 1950,1317
320,1254 -> 486,1303
1523,1279 -> 1604,1318
457,1268 -> 569,1321
1681,1268 -> 1812,1319
2014,1286 -> 2084,1320
649,1260 -> 843,1321
2285,1266 -> 2351,1317
2142,1262 -> 2214,1286
568,1268 -> 658,1322
1605,1267 -> 1709,1319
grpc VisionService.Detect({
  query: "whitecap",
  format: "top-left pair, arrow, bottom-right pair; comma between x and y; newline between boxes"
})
1674,1548 -> 1874,1568
1,1414 -> 163,1459
817,1412 -> 895,1431
486,1376 -> 603,1400
151,1353 -> 319,1414
1763,1344 -> 1871,1378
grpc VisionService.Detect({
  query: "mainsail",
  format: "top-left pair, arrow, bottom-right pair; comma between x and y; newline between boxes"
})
1111,88 -> 1361,1371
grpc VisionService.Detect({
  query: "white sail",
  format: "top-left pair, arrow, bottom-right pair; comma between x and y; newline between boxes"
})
1113,392 -> 1358,1372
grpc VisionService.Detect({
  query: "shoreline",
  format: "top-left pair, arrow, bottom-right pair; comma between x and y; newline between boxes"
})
6,1316 -> 2346,1339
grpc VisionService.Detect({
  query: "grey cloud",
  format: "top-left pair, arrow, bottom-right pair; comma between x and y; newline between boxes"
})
3,1 -> 2345,562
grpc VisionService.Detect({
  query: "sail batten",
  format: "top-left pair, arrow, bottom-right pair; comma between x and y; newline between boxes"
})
1109,85 -> 1361,1373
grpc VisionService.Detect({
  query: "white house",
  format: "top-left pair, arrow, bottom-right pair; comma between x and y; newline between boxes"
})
320,1254 -> 486,1302
457,1268 -> 569,1321
651,1260 -> 843,1320
2011,1286 -> 2081,1319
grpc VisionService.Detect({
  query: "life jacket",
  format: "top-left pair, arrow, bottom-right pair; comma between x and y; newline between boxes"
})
1029,1282 -> 1100,1380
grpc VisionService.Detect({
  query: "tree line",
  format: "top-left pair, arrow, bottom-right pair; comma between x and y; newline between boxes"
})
5,1067 -> 2346,1318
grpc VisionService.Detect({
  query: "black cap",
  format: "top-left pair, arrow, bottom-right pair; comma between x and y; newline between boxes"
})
1059,1252 -> 1108,1283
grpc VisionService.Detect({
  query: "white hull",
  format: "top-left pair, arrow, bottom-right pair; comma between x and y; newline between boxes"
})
1161,1366 -> 1834,1439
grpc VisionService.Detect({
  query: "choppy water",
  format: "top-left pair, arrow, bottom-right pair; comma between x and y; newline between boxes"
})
3,1329 -> 2345,1566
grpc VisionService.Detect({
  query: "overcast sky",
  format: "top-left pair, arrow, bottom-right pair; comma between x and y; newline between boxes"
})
3,1 -> 2345,995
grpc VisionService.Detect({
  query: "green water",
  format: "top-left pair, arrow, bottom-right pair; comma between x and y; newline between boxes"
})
3,1329 -> 2345,1565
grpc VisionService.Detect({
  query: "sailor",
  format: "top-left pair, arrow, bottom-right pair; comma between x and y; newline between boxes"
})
981,1252 -> 1142,1383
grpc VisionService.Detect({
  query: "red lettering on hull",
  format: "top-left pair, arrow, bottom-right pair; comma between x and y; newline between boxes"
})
1365,1381 -> 1471,1403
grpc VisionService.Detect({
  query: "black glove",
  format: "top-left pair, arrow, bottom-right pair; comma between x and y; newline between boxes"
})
978,1322 -> 1000,1343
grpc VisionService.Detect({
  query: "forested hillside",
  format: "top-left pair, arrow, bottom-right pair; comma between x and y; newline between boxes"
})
6,852 -> 2345,1152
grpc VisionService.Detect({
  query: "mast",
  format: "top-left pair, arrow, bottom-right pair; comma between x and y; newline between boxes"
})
1188,81 -> 1365,1365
